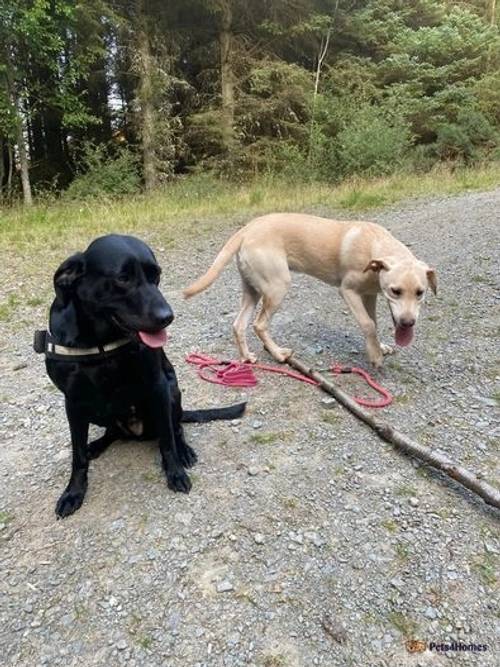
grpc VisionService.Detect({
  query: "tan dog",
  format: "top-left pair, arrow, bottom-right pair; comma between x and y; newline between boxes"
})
183,213 -> 437,367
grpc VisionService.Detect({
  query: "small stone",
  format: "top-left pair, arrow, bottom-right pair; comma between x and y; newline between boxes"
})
424,606 -> 438,619
409,497 -> 419,507
116,640 -> 127,651
321,397 -> 337,409
484,541 -> 499,555
252,420 -> 263,429
216,580 -> 234,593
247,466 -> 259,477
211,528 -> 224,539
253,533 -> 264,545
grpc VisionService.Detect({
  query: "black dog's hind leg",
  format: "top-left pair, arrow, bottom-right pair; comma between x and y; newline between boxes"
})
172,387 -> 197,469
87,425 -> 120,460
152,382 -> 192,493
56,402 -> 90,518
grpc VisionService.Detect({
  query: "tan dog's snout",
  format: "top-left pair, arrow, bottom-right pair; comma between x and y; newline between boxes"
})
365,257 -> 437,347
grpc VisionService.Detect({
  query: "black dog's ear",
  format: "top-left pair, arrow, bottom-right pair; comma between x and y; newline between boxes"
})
54,253 -> 86,301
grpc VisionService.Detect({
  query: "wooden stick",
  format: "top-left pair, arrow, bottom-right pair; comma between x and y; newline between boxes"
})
286,355 -> 500,511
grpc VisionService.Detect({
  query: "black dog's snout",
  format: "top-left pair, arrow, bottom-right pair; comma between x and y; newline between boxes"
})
155,306 -> 174,329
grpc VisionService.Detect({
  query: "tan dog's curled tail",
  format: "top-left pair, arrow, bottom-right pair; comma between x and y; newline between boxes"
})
183,228 -> 244,298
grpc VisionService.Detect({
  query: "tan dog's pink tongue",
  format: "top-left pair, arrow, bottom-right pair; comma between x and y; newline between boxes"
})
138,329 -> 167,348
395,325 -> 414,347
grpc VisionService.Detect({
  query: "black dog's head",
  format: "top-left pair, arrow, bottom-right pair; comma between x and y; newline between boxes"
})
52,234 -> 173,347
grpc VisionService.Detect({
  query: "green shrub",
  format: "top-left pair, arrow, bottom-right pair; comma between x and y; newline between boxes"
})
335,105 -> 412,177
64,143 -> 141,200
434,111 -> 497,162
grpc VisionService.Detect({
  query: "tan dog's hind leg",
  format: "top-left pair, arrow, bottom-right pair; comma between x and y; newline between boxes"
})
253,280 -> 292,363
233,281 -> 260,362
341,288 -> 384,368
362,294 -> 394,357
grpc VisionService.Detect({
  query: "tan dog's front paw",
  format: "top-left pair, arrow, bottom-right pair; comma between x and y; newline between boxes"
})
242,352 -> 258,363
270,347 -> 293,363
380,343 -> 395,356
368,349 -> 384,369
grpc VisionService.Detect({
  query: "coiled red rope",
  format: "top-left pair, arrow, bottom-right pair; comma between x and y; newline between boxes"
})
185,352 -> 392,408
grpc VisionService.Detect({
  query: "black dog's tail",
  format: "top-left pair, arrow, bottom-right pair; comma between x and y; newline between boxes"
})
181,402 -> 246,423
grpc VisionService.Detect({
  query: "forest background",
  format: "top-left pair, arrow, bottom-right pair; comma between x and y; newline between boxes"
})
0,0 -> 499,207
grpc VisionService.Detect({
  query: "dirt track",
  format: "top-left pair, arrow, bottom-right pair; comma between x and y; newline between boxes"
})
0,190 -> 499,666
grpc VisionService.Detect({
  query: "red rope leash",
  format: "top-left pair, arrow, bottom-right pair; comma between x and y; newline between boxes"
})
185,352 -> 392,408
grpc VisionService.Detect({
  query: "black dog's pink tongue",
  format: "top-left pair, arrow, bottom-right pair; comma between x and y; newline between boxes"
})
138,329 -> 167,348
395,324 -> 414,347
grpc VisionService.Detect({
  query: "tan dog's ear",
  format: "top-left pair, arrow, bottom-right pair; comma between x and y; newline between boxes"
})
363,259 -> 390,273
427,268 -> 437,295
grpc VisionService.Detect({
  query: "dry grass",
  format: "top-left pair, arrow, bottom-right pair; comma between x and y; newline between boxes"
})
0,163 -> 499,323
2,163 -> 500,254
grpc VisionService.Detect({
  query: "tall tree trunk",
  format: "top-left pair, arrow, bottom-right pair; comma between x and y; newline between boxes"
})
0,138 -> 5,197
308,27 -> 331,163
489,0 -> 496,26
5,54 -> 33,205
137,19 -> 157,190
86,57 -> 112,143
219,1 -> 235,150
16,111 -> 33,206
7,143 -> 13,196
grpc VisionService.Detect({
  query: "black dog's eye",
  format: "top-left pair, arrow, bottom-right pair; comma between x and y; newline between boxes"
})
144,265 -> 161,285
115,273 -> 131,286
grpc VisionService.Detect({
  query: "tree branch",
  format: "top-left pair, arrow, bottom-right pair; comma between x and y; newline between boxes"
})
286,355 -> 500,511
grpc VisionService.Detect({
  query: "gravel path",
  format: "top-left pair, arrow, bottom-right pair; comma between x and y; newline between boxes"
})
0,190 -> 499,667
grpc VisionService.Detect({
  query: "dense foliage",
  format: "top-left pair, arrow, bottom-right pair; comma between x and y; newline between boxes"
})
1,0 -> 499,201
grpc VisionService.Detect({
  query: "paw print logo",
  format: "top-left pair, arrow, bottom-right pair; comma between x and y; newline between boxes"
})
406,639 -> 426,653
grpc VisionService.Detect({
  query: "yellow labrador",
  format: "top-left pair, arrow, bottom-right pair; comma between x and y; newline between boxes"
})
184,213 -> 437,368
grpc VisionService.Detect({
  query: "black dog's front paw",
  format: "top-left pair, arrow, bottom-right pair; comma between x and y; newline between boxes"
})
55,488 -> 86,518
180,444 -> 197,468
87,437 -> 109,460
166,468 -> 192,494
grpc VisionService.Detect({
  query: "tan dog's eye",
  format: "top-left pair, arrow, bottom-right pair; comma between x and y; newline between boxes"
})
416,289 -> 424,297
391,287 -> 402,297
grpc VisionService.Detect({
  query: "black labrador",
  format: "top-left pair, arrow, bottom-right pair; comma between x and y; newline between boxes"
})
36,234 -> 245,518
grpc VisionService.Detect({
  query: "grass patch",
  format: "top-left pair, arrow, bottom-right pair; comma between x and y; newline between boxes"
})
137,636 -> 153,650
472,553 -> 498,587
282,496 -> 298,510
26,296 -> 45,307
381,518 -> 399,533
395,541 -> 410,563
394,484 -> 417,497
388,611 -> 418,637
263,656 -> 287,667
2,163 -> 500,255
0,510 -> 13,525
321,412 -> 340,425
0,294 -> 20,322
250,432 -> 281,445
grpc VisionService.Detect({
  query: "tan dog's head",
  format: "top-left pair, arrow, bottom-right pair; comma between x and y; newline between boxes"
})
364,258 -> 437,346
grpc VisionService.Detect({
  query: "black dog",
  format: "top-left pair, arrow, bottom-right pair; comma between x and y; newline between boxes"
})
36,234 -> 245,518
